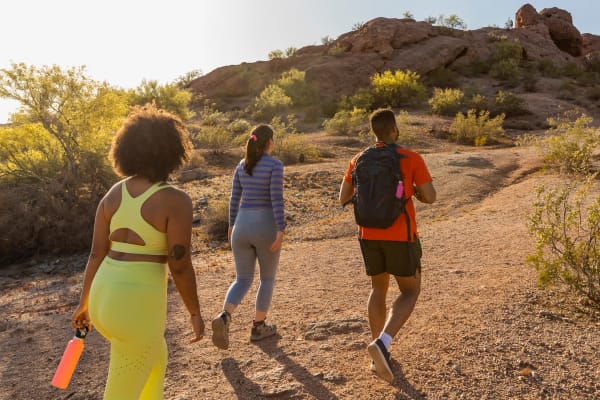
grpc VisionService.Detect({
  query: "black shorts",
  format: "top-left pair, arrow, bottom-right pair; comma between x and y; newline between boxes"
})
359,238 -> 422,277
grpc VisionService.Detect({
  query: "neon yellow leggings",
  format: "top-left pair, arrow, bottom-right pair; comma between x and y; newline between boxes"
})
89,257 -> 168,400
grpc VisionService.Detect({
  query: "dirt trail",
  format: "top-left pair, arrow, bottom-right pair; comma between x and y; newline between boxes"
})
1,146 -> 599,399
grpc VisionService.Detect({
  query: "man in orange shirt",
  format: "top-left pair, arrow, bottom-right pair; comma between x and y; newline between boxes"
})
339,108 -> 436,383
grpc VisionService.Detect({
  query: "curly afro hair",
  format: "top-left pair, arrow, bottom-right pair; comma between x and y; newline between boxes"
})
109,104 -> 191,182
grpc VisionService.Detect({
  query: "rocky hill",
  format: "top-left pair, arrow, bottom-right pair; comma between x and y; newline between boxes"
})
188,3 -> 600,117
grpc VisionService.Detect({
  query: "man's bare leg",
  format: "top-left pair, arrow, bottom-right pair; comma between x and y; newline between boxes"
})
383,271 -> 421,338
368,272 -> 390,339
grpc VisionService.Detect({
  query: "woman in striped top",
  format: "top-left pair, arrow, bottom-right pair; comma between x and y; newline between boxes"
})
211,125 -> 285,349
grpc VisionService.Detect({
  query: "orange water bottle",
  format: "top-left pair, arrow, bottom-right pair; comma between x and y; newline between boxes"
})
51,327 -> 88,389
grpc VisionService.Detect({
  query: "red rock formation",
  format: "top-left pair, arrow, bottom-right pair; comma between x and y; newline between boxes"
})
515,4 -> 582,56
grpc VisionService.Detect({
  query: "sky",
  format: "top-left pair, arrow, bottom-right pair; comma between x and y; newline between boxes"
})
1,0 -> 599,122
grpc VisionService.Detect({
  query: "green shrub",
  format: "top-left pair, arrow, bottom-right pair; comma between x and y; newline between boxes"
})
268,49 -> 284,60
270,116 -> 320,164
328,43 -> 345,56
395,110 -> 418,145
275,69 -> 317,107
190,125 -> 232,153
466,93 -> 489,113
488,39 -> 523,81
339,87 -> 375,110
539,112 -> 600,175
323,108 -> 369,135
200,101 -> 228,126
562,62 -> 584,79
428,88 -> 465,116
449,109 -> 505,146
537,59 -> 561,78
250,84 -> 293,121
527,176 -> 600,308
227,119 -> 252,135
370,70 -> 427,107
493,91 -> 529,117
490,59 -> 521,81
128,80 -> 194,120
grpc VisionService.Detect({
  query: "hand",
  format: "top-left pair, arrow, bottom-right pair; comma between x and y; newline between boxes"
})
189,313 -> 205,343
227,226 -> 233,248
71,304 -> 92,332
270,231 -> 284,252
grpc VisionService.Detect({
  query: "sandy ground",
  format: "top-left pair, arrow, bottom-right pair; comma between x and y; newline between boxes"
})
1,141 -> 599,400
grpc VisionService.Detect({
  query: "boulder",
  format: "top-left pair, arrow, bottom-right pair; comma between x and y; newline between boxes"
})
540,7 -> 582,56
515,3 -> 541,27
515,4 -> 582,57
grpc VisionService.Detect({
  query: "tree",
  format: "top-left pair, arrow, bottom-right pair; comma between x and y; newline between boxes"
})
403,11 -> 414,19
437,14 -> 467,30
0,63 -> 129,183
128,79 -> 194,121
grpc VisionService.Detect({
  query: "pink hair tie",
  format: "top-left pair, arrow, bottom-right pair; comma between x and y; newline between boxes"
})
250,134 -> 257,141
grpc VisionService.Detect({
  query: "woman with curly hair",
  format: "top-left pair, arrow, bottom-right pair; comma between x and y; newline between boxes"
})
71,104 -> 204,399
211,124 -> 285,350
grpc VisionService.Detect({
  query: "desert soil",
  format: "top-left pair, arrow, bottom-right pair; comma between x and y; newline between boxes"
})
1,131 -> 599,400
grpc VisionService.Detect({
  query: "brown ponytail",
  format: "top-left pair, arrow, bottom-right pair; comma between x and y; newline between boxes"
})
244,125 -> 274,175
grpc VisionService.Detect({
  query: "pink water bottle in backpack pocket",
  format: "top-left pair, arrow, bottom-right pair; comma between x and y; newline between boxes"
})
51,327 -> 88,389
395,180 -> 404,199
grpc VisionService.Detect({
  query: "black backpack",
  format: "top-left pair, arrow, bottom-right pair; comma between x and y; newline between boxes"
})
345,143 -> 408,230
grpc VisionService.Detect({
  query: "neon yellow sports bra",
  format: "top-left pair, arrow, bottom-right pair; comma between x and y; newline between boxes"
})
109,180 -> 170,256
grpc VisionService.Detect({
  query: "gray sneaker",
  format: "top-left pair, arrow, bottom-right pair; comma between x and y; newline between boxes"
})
250,321 -> 277,341
211,311 -> 231,350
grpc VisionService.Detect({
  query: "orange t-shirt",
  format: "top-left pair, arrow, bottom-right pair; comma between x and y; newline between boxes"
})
344,143 -> 432,242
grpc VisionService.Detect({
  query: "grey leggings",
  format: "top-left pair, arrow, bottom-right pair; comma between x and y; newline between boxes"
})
225,208 -> 281,313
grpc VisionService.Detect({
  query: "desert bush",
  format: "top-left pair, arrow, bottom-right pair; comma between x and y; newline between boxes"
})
466,93 -> 489,113
328,44 -> 345,56
395,110 -> 417,145
436,14 -> 467,30
200,101 -> 228,126
203,198 -> 229,242
339,87 -> 375,111
537,59 -> 561,78
250,84 -> 293,121
449,109 -> 505,146
268,49 -> 284,60
490,59 -> 521,81
227,119 -> 252,135
173,69 -> 202,88
492,91 -> 529,117
352,21 -> 366,31
489,39 -> 523,81
128,79 -> 194,120
270,116 -> 319,164
190,125 -> 232,153
323,107 -> 369,135
370,70 -> 427,107
562,62 -> 584,79
527,176 -> 600,308
539,111 -> 600,175
428,88 -> 465,116
275,69 -> 318,107
584,52 -> 600,73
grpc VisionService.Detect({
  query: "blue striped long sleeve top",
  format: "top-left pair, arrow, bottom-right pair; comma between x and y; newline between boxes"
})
229,155 -> 286,232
